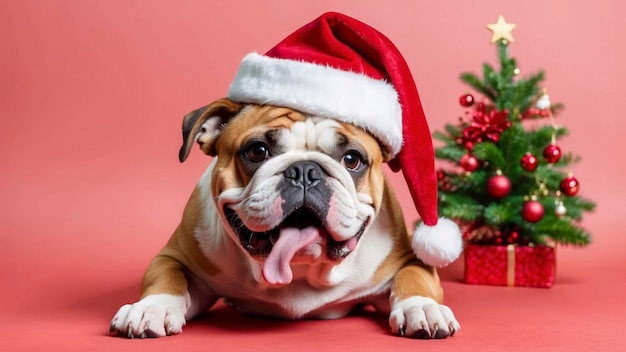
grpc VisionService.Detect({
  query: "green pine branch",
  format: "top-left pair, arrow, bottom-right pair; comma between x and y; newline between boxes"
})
438,192 -> 484,222
472,142 -> 506,170
433,130 -> 454,144
498,123 -> 529,178
435,144 -> 466,162
533,218 -> 592,246
484,202 -> 517,226
560,196 -> 597,220
460,72 -> 496,101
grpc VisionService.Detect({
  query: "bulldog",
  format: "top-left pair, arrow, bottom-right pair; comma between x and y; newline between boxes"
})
109,98 -> 460,339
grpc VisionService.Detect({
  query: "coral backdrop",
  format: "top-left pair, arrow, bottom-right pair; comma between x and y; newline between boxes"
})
1,1 -> 625,351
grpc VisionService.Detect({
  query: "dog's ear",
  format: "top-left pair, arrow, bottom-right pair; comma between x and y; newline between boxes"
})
179,98 -> 243,162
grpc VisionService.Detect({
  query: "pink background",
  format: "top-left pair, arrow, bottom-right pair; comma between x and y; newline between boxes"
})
2,0 -> 625,350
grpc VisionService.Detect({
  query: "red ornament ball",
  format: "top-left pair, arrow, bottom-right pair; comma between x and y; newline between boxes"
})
560,176 -> 580,196
543,144 -> 562,163
487,174 -> 511,199
460,154 -> 479,172
459,93 -> 475,107
522,200 -> 545,223
520,152 -> 538,171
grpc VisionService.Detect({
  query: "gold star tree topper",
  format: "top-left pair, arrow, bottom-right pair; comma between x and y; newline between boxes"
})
486,15 -> 516,43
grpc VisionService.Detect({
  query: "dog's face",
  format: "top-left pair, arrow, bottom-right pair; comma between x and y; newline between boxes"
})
179,99 -> 392,285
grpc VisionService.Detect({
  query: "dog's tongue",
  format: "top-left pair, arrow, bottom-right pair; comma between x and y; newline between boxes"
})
262,227 -> 319,285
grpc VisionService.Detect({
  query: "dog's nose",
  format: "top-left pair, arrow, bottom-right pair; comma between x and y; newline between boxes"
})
284,161 -> 323,189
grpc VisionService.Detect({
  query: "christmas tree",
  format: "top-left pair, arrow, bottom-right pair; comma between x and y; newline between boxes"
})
434,15 -> 596,247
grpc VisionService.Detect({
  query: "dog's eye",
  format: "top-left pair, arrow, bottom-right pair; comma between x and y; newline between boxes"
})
244,142 -> 270,162
341,151 -> 363,171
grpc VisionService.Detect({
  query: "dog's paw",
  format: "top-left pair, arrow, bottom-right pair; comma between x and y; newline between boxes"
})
389,296 -> 460,339
110,294 -> 188,338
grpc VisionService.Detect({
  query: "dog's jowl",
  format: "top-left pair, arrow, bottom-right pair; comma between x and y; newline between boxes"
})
110,12 -> 462,339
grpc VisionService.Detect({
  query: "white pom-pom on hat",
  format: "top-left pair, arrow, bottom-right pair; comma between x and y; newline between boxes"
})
412,218 -> 463,268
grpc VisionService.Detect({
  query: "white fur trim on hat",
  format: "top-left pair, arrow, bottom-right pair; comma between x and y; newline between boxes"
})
412,218 -> 463,267
227,53 -> 403,156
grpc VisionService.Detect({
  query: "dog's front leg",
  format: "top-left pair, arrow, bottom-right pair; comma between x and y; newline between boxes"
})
110,254 -> 216,338
388,264 -> 460,339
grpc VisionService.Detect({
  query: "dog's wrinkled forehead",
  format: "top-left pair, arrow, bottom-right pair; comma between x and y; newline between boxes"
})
215,105 -> 383,158
284,116 -> 343,152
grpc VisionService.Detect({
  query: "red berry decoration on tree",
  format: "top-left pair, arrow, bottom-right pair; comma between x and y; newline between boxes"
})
522,197 -> 545,223
459,93 -> 475,107
520,152 -> 538,171
507,230 -> 520,244
460,154 -> 479,172
487,171 -> 511,199
493,230 -> 503,245
560,175 -> 580,196
522,107 -> 541,120
543,144 -> 562,163
436,170 -> 445,181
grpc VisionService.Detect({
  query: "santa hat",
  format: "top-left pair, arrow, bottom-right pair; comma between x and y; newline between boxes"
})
227,12 -> 462,267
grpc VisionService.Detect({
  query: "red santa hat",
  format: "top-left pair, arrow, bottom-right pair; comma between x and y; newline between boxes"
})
227,12 -> 462,267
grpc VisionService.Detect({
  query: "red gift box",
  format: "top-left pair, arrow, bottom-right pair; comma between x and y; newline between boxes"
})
464,243 -> 556,288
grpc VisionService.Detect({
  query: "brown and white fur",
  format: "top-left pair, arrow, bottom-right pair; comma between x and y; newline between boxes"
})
110,98 -> 460,339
